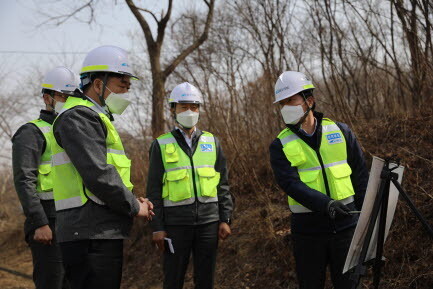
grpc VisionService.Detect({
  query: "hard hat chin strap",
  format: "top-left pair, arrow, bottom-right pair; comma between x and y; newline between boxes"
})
99,73 -> 108,108
98,73 -> 114,121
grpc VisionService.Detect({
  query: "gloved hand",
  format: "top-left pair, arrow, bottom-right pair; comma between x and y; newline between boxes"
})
327,200 -> 350,219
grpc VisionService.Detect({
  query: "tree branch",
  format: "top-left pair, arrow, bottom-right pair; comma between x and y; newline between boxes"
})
125,0 -> 156,50
37,0 -> 95,27
135,7 -> 160,24
156,0 -> 173,47
163,0 -> 215,78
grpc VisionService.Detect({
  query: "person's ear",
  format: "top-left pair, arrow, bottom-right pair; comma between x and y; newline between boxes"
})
307,96 -> 315,108
93,79 -> 103,95
42,94 -> 52,106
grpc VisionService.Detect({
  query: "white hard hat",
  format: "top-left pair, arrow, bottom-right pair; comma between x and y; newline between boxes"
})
169,82 -> 203,104
41,66 -> 78,95
80,45 -> 138,79
274,71 -> 315,103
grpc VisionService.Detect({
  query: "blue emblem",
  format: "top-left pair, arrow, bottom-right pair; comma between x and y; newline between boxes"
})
326,133 -> 343,144
200,144 -> 213,152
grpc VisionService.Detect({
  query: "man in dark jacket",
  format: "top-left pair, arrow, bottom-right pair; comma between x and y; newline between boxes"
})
51,46 -> 153,289
269,71 -> 368,289
12,66 -> 77,289
147,82 -> 233,289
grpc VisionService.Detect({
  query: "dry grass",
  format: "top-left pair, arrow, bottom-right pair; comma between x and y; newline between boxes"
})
0,110 -> 432,289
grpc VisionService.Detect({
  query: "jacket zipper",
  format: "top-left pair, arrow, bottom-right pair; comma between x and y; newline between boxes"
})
315,144 -> 337,233
187,146 -> 199,224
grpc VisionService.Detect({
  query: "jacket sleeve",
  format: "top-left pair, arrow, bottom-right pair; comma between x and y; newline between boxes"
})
214,136 -> 233,223
337,122 -> 368,210
12,124 -> 48,230
269,138 -> 332,213
54,107 -> 139,217
146,140 -> 165,232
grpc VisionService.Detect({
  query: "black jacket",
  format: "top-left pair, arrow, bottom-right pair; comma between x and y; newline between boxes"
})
52,91 -> 139,243
12,110 -> 56,238
146,128 -> 233,232
269,112 -> 368,234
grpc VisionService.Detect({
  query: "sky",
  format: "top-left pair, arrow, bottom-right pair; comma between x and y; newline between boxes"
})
0,0 -> 197,164
0,0 -> 192,93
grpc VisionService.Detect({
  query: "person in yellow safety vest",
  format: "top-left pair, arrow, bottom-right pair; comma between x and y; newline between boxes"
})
147,82 -> 234,289
269,71 -> 369,289
50,45 -> 154,289
12,66 -> 77,289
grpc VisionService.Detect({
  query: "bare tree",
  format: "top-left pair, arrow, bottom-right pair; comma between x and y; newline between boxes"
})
39,0 -> 215,137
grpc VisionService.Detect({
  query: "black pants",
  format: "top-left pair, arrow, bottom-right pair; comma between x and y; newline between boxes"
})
27,220 -> 69,289
292,227 -> 355,289
163,222 -> 219,289
60,239 -> 123,289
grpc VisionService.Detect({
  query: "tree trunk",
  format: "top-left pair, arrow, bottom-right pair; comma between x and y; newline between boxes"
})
151,75 -> 166,138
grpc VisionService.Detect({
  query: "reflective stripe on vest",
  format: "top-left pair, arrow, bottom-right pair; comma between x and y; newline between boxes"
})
51,97 -> 133,211
28,119 -> 54,200
277,118 -> 355,213
157,131 -> 219,207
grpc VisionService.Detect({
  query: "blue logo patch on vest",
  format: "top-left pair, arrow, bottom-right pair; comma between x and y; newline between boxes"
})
200,144 -> 213,152
326,133 -> 343,144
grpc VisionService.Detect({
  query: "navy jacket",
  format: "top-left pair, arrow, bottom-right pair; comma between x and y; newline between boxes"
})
269,111 -> 368,234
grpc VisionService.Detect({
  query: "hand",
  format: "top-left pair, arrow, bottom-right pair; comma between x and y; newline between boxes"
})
138,197 -> 154,211
136,198 -> 155,220
33,224 -> 53,245
218,222 -> 231,240
152,231 -> 167,253
327,200 -> 350,219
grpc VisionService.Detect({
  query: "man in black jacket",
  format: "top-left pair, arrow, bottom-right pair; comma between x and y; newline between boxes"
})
12,66 -> 77,289
147,82 -> 233,289
51,46 -> 153,289
269,71 -> 368,289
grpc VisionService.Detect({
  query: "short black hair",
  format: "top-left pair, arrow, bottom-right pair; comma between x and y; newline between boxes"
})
81,72 -> 122,94
41,88 -> 54,97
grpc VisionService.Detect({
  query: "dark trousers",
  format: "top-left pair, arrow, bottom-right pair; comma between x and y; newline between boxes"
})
163,222 -> 219,289
292,227 -> 355,289
60,239 -> 123,289
27,220 -> 68,289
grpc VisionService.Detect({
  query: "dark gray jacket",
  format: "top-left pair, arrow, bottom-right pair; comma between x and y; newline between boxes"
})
52,92 -> 139,243
12,110 -> 56,238
147,128 -> 233,232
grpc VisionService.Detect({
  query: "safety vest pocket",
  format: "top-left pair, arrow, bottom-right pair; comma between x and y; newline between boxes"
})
104,115 -> 120,145
165,169 -> 192,202
327,163 -> 355,200
283,142 -> 306,167
38,164 -> 52,191
107,153 -> 134,191
165,143 -> 179,163
298,169 -> 321,192
197,167 -> 220,198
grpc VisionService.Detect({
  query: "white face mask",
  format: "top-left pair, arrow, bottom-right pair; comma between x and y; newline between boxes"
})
54,101 -> 65,113
176,109 -> 199,128
281,104 -> 306,125
105,87 -> 131,115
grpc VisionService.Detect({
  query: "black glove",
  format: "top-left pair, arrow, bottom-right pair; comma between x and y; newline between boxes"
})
327,200 -> 350,219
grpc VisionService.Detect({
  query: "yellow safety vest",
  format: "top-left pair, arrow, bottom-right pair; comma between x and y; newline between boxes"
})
51,97 -> 133,211
157,131 -> 220,207
28,119 -> 54,200
277,118 -> 355,213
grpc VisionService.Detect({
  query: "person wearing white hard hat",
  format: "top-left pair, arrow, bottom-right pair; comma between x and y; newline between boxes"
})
269,71 -> 368,288
12,66 -> 77,289
50,45 -> 153,289
146,82 -> 233,289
